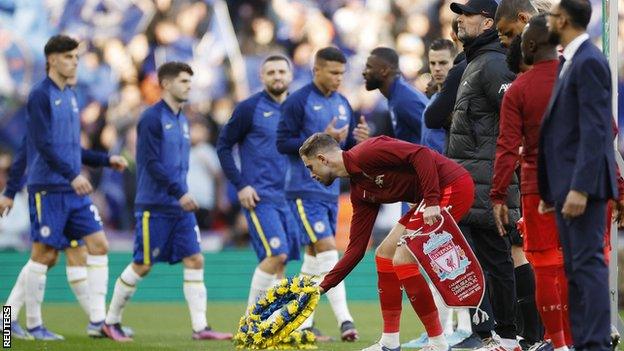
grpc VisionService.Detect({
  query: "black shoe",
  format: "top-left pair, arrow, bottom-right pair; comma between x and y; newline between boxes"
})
451,332 -> 483,350
340,321 -> 359,342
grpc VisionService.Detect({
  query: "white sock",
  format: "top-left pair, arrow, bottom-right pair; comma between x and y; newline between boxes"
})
66,266 -> 90,316
105,265 -> 141,325
25,260 -> 48,329
298,254 -> 317,330
247,267 -> 276,309
317,250 -> 354,325
429,283 -> 451,335
445,308 -> 455,335
499,337 -> 519,349
87,254 -> 108,323
554,347 -> 569,351
456,308 -> 471,332
5,264 -> 27,321
381,332 -> 400,348
183,268 -> 207,332
429,334 -> 449,350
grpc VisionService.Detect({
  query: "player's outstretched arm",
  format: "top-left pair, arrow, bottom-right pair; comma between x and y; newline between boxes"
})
3,135 -> 28,202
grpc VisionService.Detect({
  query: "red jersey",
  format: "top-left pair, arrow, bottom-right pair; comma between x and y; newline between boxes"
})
491,60 -> 558,203
320,136 -> 468,291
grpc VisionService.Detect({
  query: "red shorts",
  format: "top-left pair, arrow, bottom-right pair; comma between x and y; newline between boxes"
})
399,174 -> 475,226
521,194 -> 561,252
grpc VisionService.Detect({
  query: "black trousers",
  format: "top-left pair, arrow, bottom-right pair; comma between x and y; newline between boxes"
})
462,224 -> 517,339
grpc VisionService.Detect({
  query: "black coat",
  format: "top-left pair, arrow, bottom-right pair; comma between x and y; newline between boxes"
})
447,29 -> 519,229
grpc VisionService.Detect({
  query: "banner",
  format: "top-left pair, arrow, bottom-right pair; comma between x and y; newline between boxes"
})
401,206 -> 489,323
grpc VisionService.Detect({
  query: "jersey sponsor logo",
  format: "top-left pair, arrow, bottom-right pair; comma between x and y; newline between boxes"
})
312,105 -> 323,111
165,123 -> 174,130
374,174 -> 384,188
54,99 -> 62,106
269,237 -> 281,249
498,83 -> 512,94
313,221 -> 325,234
263,111 -> 274,117
40,226 -> 51,237
338,104 -> 346,115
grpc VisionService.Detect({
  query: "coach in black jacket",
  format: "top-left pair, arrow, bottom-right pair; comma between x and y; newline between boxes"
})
447,0 -> 520,349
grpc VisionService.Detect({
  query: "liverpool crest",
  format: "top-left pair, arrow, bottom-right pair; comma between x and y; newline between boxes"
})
423,231 -> 470,281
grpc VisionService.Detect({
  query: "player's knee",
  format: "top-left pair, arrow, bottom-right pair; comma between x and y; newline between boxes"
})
314,237 -> 336,253
183,253 -> 204,269
260,254 -> 287,274
65,246 -> 87,266
131,262 -> 151,276
31,248 -> 58,267
85,232 -> 109,255
392,246 -> 413,267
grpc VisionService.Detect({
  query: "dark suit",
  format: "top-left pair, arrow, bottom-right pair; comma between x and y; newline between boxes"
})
538,38 -> 618,351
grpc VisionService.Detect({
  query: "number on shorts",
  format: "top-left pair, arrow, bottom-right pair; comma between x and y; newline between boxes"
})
90,205 -> 102,223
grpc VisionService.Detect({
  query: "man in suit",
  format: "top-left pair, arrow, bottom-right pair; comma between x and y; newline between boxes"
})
539,1 -> 619,350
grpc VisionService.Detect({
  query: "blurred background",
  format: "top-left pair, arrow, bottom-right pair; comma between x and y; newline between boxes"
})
1,0 -> 624,301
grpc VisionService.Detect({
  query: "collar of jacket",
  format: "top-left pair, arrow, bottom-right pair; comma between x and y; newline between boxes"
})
453,51 -> 466,65
464,28 -> 505,63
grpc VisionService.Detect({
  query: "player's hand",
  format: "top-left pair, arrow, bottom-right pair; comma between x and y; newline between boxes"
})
71,174 -> 93,196
561,190 -> 588,219
422,205 -> 441,225
238,185 -> 260,210
318,286 -> 325,295
0,195 -> 14,217
538,200 -> 555,214
493,203 -> 509,236
179,193 -> 199,212
109,155 -> 128,172
613,199 -> 624,228
353,116 -> 370,143
324,117 -> 349,143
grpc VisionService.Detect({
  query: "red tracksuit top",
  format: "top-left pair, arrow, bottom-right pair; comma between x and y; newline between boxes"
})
320,136 -> 468,291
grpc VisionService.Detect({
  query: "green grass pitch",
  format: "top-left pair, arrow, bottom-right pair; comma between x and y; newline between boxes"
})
9,301 -> 426,350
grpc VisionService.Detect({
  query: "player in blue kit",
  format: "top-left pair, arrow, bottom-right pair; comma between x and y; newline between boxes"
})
217,55 -> 301,309
11,35 -> 128,341
102,62 -> 232,342
276,47 -> 369,341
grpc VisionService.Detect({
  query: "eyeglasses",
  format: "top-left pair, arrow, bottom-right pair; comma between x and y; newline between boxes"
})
547,12 -> 563,17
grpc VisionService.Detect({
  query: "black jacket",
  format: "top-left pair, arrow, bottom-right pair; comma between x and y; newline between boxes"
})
446,29 -> 519,229
424,51 -> 467,131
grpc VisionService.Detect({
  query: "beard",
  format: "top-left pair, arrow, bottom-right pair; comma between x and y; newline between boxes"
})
548,30 -> 561,46
364,76 -> 382,91
267,82 -> 288,96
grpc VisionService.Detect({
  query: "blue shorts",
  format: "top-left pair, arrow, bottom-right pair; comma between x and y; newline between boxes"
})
289,198 -> 337,246
28,191 -> 101,250
133,211 -> 201,265
244,201 -> 300,262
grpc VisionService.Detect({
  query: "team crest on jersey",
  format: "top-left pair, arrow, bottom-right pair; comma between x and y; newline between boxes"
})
40,226 -> 51,238
269,237 -> 281,249
424,231 -> 470,281
374,175 -> 384,188
314,221 -> 325,234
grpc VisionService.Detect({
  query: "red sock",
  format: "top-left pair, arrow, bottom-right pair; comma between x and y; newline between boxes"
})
376,256 -> 403,333
395,263 -> 443,337
534,265 -> 566,348
556,267 -> 573,346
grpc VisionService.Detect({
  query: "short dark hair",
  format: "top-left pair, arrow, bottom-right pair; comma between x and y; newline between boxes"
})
527,12 -> 549,36
299,133 -> 340,158
506,34 -> 523,73
494,0 -> 538,23
263,54 -> 292,68
559,0 -> 592,29
429,39 -> 457,58
370,47 -> 399,69
315,47 -> 347,64
44,35 -> 79,56
157,61 -> 194,85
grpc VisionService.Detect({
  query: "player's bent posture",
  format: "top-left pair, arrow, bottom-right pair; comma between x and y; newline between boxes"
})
102,62 -> 232,342
13,35 -> 127,340
277,47 -> 368,341
217,55 -> 300,309
300,133 -> 474,351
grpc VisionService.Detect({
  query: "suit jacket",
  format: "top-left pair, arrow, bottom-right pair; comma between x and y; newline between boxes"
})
538,39 -> 618,203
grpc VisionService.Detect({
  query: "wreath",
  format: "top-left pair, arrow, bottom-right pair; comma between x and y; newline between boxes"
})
233,275 -> 320,349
